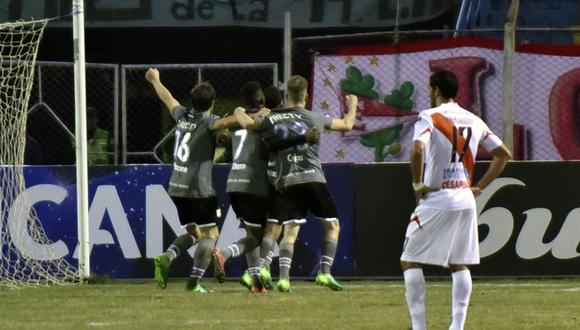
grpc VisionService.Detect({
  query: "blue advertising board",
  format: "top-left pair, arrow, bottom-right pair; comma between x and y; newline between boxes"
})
13,164 -> 354,278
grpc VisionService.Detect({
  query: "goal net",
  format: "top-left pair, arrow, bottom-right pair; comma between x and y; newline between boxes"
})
0,19 -> 79,286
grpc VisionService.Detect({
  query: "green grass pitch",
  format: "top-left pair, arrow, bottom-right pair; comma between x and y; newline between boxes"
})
1,278 -> 579,329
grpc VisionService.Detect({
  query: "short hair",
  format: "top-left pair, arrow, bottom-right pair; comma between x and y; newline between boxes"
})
264,86 -> 283,109
86,106 -> 99,119
286,75 -> 308,104
429,70 -> 458,99
240,81 -> 264,108
190,83 -> 215,112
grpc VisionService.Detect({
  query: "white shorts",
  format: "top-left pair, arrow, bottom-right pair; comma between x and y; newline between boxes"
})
400,204 -> 480,267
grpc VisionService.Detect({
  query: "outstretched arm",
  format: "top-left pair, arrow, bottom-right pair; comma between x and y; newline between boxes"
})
330,94 -> 358,131
145,68 -> 180,111
471,144 -> 512,196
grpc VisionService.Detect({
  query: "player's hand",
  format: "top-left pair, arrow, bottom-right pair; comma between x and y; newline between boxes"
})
414,185 -> 438,205
145,68 -> 159,83
234,107 -> 246,115
346,94 -> 358,110
305,127 -> 321,143
471,186 -> 482,197
257,107 -> 271,118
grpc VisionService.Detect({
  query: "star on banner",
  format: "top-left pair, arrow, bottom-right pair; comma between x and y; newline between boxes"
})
323,78 -> 333,87
320,101 -> 330,111
335,149 -> 346,159
345,56 -> 354,64
327,63 -> 336,72
370,55 -> 379,66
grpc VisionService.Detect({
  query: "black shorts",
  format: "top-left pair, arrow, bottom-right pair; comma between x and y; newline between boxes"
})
280,182 -> 339,225
228,192 -> 268,228
171,196 -> 219,228
267,184 -> 288,225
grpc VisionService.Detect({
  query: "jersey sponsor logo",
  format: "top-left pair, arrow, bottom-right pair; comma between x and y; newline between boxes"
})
287,153 -> 304,163
231,162 -> 247,170
441,179 -> 470,189
286,169 -> 316,177
443,167 -> 469,180
268,113 -> 303,124
177,121 -> 197,131
173,164 -> 188,173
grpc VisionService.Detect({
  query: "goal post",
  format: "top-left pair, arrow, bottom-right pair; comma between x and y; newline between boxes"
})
0,18 -> 80,286
73,0 -> 91,280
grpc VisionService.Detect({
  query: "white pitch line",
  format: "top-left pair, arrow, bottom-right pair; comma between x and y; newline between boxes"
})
87,321 -> 121,327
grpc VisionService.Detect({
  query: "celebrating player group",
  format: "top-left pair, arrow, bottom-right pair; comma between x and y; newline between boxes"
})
145,68 -> 510,328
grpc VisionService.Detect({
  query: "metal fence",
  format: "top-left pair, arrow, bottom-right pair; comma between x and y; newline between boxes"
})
24,62 -> 278,165
26,61 -> 118,165
121,63 -> 278,164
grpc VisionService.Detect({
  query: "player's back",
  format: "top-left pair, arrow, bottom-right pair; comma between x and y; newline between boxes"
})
226,108 -> 269,197
168,106 -> 217,199
259,108 -> 332,187
415,102 -> 501,210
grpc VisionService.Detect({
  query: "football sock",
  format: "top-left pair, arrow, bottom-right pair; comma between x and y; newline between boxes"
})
320,239 -> 338,274
278,242 -> 294,281
404,268 -> 427,330
259,234 -> 276,268
450,269 -> 472,330
222,236 -> 258,260
166,234 -> 196,262
189,236 -> 215,286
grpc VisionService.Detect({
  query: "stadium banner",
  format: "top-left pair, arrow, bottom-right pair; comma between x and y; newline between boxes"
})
14,164 -> 354,278
4,0 -> 455,28
354,161 -> 580,277
312,37 -> 580,163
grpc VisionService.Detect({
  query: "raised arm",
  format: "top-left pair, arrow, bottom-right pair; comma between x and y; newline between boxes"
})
330,94 -> 358,131
145,68 -> 180,111
471,144 -> 512,196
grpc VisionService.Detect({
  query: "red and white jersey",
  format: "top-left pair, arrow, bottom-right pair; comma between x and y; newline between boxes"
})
413,102 -> 503,210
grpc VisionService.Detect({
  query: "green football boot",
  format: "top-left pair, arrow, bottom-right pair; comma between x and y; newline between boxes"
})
239,271 -> 252,291
259,267 -> 274,290
315,272 -> 343,291
153,254 -> 170,289
276,279 -> 292,293
188,283 -> 214,293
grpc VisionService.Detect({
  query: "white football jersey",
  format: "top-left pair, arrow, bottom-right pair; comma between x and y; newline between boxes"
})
413,102 -> 503,210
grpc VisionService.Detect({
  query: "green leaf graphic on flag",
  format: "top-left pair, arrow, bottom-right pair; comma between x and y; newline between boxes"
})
360,125 -> 403,162
384,81 -> 414,110
340,66 -> 380,100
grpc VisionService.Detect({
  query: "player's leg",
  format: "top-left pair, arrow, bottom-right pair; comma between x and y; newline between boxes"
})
213,193 -> 266,285
185,197 -> 221,293
187,225 -> 219,293
260,221 -> 282,270
400,206 -> 462,330
277,222 -> 301,293
401,261 -> 427,330
154,197 -> 200,289
304,183 -> 343,291
448,207 -> 479,330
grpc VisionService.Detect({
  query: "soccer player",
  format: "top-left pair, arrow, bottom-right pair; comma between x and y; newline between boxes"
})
214,82 -> 320,292
400,70 -> 511,330
235,75 -> 358,292
211,81 -> 270,293
145,68 -> 238,293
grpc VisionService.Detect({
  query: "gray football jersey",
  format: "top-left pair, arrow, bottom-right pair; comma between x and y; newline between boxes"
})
226,112 -> 269,197
167,106 -> 218,198
260,108 -> 332,188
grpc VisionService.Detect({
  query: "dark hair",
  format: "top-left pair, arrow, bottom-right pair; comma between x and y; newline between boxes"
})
190,83 -> 215,112
264,86 -> 283,109
240,81 -> 264,108
286,75 -> 308,103
429,70 -> 458,99
86,106 -> 99,119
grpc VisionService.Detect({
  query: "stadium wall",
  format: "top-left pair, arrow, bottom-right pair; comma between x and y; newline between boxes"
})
8,162 -> 580,278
